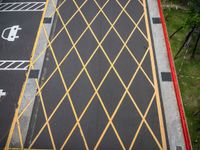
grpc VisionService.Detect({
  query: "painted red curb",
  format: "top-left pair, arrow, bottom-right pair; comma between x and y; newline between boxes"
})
156,0 -> 192,150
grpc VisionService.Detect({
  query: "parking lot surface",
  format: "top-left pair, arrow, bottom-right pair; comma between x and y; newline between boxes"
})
3,0 -> 170,149
0,0 -> 45,147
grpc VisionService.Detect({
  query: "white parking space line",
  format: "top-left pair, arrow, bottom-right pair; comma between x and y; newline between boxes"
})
0,2 -> 46,12
0,60 -> 29,71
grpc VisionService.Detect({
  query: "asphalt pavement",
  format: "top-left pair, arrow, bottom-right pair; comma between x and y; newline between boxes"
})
24,0 -> 168,149
0,0 -> 44,147
0,0 -> 176,149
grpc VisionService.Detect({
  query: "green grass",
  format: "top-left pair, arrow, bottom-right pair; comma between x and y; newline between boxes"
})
163,8 -> 200,149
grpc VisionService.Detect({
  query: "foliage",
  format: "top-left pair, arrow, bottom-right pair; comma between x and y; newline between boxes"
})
185,0 -> 200,27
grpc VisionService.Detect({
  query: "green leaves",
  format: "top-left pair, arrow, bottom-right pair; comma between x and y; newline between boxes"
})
185,0 -> 200,27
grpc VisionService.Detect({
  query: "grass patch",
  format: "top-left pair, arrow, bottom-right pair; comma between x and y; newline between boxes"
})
163,8 -> 200,149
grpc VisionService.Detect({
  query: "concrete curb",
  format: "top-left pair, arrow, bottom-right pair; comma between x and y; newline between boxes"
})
157,0 -> 192,149
147,0 -> 191,150
9,0 -> 58,147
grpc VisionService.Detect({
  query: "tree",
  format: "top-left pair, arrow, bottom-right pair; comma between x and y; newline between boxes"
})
174,0 -> 200,59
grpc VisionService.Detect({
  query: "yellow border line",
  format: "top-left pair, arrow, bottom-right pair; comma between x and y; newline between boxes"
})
129,93 -> 156,149
5,0 -> 49,149
16,0 -> 88,121
138,0 -> 144,6
16,120 -> 23,148
5,0 -> 167,149
90,1 -> 162,148
34,79 -> 56,149
25,0 -> 164,149
25,1 -> 111,147
42,23 -> 89,150
143,0 -> 167,149
49,0 -> 66,18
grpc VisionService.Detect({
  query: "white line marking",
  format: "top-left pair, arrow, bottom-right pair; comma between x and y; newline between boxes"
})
14,62 -> 24,69
0,2 -> 46,12
12,4 -> 22,10
28,3 -> 39,10
0,3 -> 9,9
0,60 -> 29,71
33,3 -> 45,11
0,4 -> 5,9
4,4 -> 15,10
18,3 -> 30,11
0,62 -> 6,67
5,61 -> 15,69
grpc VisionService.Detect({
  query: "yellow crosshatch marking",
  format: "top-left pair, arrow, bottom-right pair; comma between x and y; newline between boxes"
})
6,0 -> 167,149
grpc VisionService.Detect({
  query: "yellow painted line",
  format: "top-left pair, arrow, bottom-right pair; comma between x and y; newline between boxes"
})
24,1 -> 112,147
95,2 -> 154,87
16,120 -> 23,149
28,91 -> 68,148
33,0 -> 95,95
17,0 -> 88,123
57,0 -> 162,149
31,0 -> 88,66
71,0 -> 127,149
125,50 -> 163,149
74,1 -> 133,149
138,0 -> 144,7
116,0 -> 148,41
61,121 -> 78,150
18,0 -> 109,127
78,1 -> 160,148
4,0 -> 49,149
33,80 -> 56,149
93,0 -> 164,148
143,0 -> 167,149
129,93 -> 156,149
49,0 -> 66,18
7,0 -> 168,149
18,99 -> 32,119
49,0 -> 89,149
60,49 -> 148,149
62,0 -> 130,148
